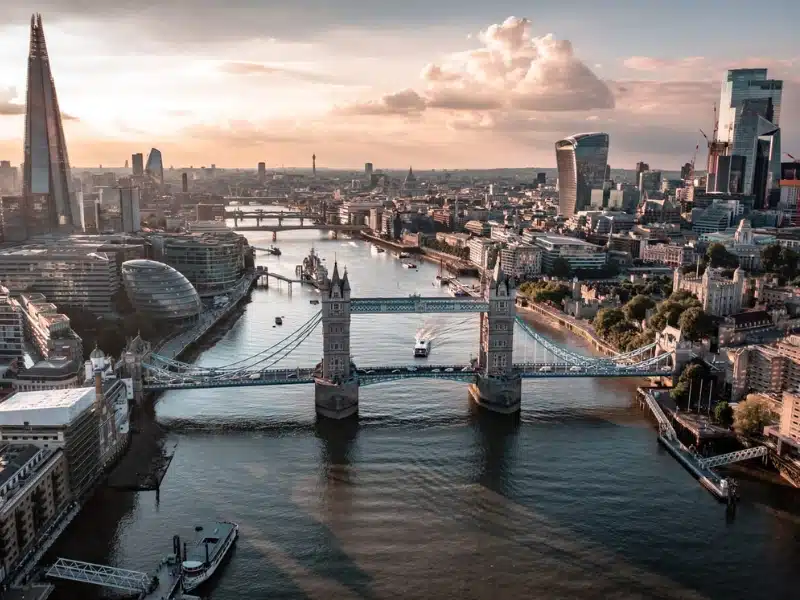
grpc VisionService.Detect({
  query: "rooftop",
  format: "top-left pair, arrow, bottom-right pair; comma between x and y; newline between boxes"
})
0,444 -> 40,487
0,387 -> 94,427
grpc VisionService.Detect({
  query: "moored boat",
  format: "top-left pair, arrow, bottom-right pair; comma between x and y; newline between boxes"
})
180,521 -> 239,591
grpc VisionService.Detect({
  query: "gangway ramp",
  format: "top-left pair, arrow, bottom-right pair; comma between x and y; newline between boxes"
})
46,558 -> 151,594
699,446 -> 768,469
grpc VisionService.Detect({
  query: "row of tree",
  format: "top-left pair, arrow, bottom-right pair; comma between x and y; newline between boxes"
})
517,281 -> 572,306
423,238 -> 471,261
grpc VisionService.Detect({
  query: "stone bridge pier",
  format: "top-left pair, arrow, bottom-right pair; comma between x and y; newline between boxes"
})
315,262 -> 359,419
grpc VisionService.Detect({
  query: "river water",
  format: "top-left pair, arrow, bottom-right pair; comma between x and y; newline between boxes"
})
49,220 -> 800,599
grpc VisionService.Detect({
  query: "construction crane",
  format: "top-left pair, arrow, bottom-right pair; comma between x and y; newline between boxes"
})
784,152 -> 797,161
688,143 -> 699,182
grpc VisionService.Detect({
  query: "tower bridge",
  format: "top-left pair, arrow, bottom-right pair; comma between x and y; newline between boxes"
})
137,262 -> 675,418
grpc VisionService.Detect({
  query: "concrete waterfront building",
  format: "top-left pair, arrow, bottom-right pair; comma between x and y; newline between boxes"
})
0,445 -> 70,583
555,133 -> 609,217
0,388 -> 101,497
673,267 -> 746,317
17,292 -> 82,363
0,245 -> 119,315
23,14 -> 76,231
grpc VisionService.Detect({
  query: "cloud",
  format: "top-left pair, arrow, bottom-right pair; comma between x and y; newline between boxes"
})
333,89 -> 427,116
0,87 -> 25,116
335,16 -> 614,117
219,61 -> 345,85
623,56 -> 706,72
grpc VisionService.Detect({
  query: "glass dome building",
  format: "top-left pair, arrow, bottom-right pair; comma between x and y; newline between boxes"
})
121,259 -> 202,321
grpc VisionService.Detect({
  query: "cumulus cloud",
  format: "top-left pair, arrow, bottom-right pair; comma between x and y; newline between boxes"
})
336,17 -> 614,117
219,62 -> 345,85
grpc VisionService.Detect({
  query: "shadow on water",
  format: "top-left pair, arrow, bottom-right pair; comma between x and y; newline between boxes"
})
468,405 -> 521,496
266,417 -> 375,600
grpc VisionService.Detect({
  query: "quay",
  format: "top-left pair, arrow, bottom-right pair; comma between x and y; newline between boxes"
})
418,248 -> 479,276
360,231 -> 419,254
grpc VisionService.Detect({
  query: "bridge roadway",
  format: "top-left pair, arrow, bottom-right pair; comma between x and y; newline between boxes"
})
232,224 -> 366,232
143,362 -> 673,391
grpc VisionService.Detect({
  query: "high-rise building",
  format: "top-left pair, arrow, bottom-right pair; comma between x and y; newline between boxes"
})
145,148 -> 164,185
118,187 -> 141,233
131,153 -> 144,176
635,162 -> 649,181
365,162 -> 373,182
181,172 -> 188,193
22,14 -> 75,230
0,285 -> 24,363
716,68 -> 782,204
555,133 -> 609,217
257,162 -> 266,182
0,161 -> 18,195
680,162 -> 693,180
536,172 -> 546,186
638,170 -> 662,194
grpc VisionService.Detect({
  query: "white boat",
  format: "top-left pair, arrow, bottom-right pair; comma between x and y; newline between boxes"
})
414,338 -> 431,358
181,521 -> 239,591
398,252 -> 410,259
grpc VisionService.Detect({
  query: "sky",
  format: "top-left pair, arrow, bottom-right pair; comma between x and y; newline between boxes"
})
0,0 -> 799,170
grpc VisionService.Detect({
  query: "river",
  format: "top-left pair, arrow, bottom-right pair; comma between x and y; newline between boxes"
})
48,220 -> 800,599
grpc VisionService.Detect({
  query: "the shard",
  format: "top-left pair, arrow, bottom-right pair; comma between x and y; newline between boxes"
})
23,13 -> 75,229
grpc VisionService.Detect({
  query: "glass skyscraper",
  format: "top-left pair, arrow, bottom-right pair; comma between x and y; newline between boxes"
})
22,14 -> 75,230
716,68 -> 782,203
145,148 -> 164,186
555,133 -> 609,217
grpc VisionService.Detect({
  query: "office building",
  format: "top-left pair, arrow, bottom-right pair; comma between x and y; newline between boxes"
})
536,172 -> 546,186
692,205 -> 733,235
145,148 -> 164,186
716,69 -> 782,203
365,163 -> 373,182
131,153 -> 144,176
0,445 -> 70,582
499,242 -> 542,280
118,187 -> 141,233
555,133 -> 609,217
680,162 -> 693,180
638,170 -> 662,194
641,244 -> 696,268
23,15 -> 76,231
0,161 -> 17,195
0,246 -> 119,315
534,235 -> 607,273
181,173 -> 188,194
149,231 -> 248,297
0,286 -> 24,364
121,259 -> 202,321
257,162 -> 266,182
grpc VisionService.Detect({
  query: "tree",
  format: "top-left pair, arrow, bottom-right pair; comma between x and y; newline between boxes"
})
669,289 -> 697,304
713,401 -> 734,427
550,257 -> 571,278
761,243 -> 782,273
733,396 -> 775,437
593,308 -> 626,336
678,306 -> 714,341
706,242 -> 739,269
779,247 -> 798,279
624,294 -> 656,322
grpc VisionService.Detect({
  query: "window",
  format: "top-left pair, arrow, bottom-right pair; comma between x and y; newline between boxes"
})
332,303 -> 341,311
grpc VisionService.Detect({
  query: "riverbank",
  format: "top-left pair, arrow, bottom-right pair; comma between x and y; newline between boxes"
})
517,299 -> 619,356
418,248 -> 479,276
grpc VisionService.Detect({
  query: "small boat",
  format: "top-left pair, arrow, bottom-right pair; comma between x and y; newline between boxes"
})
309,299 -> 320,305
398,252 -> 410,259
414,338 -> 431,358
402,262 -> 417,269
376,247 -> 385,253
268,246 -> 282,256
275,316 -> 283,325
180,521 -> 239,592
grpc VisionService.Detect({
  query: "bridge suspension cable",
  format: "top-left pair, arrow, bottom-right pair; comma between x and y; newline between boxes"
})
150,312 -> 322,373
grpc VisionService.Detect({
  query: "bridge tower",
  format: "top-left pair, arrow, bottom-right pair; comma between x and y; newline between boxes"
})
315,263 -> 358,419
470,260 -> 522,414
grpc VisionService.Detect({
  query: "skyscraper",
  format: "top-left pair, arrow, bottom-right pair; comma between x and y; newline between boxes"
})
22,14 -> 75,230
132,153 -> 144,176
716,68 -> 782,203
145,148 -> 164,185
555,133 -> 609,217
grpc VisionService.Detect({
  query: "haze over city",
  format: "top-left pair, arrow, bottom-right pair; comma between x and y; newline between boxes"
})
1,0 -> 799,169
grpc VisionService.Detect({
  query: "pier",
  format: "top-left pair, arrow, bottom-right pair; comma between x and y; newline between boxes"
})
255,267 -> 305,293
